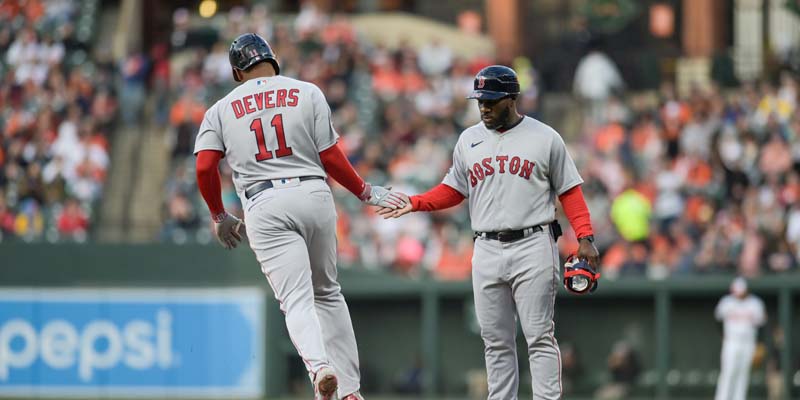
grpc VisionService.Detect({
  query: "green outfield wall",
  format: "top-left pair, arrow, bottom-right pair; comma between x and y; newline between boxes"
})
1,244 -> 797,399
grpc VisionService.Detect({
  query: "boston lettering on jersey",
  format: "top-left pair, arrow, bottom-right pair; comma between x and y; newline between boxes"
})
468,155 -> 535,187
231,89 -> 300,119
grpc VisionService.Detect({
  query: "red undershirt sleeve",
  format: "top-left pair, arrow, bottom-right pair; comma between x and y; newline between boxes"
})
318,142 -> 367,198
558,184 -> 594,238
409,183 -> 465,212
195,150 -> 225,220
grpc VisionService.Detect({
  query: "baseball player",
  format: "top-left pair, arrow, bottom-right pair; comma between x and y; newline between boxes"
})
194,33 -> 405,400
714,277 -> 766,400
379,65 -> 600,399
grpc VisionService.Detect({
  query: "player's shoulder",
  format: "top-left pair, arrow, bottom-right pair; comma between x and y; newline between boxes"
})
215,84 -> 248,108
747,294 -> 765,306
523,116 -> 562,139
277,76 -> 328,104
461,122 -> 484,136
457,122 -> 488,144
274,75 -> 322,92
202,97 -> 225,118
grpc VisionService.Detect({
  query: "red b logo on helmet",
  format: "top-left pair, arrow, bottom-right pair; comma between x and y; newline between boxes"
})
477,76 -> 486,89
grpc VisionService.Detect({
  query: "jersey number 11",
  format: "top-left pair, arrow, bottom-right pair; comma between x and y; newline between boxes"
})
251,114 -> 293,161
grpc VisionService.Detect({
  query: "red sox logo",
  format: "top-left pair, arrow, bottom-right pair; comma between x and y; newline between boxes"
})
477,76 -> 486,89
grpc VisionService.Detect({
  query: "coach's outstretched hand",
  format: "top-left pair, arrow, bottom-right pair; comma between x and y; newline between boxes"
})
361,184 -> 407,209
215,213 -> 243,250
377,193 -> 412,219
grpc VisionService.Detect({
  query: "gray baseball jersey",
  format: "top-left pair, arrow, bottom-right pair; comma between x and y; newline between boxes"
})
193,76 -> 363,397
443,116 -> 582,399
194,75 -> 338,201
442,116 -> 583,232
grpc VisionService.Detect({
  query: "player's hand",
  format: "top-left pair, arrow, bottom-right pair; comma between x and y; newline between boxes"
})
361,184 -> 407,209
577,238 -> 600,270
377,193 -> 412,219
214,213 -> 243,250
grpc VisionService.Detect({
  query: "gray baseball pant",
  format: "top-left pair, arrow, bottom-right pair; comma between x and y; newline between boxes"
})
472,228 -> 562,399
244,178 -> 361,396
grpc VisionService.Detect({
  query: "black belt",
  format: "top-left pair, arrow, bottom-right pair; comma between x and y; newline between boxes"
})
474,225 -> 543,243
245,176 -> 324,199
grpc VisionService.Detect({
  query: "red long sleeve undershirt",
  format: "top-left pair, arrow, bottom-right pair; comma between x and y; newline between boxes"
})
195,150 -> 225,219
410,183 -> 465,211
318,142 -> 367,198
196,143 -> 367,221
409,183 -> 593,238
558,185 -> 593,238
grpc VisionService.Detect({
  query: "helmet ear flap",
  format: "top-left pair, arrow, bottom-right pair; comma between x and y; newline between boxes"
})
232,68 -> 242,82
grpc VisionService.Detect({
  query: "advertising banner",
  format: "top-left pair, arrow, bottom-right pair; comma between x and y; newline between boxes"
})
0,288 -> 264,398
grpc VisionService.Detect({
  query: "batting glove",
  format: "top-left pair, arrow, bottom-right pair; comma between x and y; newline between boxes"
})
214,212 -> 244,250
360,184 -> 407,209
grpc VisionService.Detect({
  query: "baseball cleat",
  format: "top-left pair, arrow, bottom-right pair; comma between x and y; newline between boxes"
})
313,366 -> 338,400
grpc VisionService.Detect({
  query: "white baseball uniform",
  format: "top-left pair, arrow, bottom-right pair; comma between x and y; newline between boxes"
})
714,294 -> 766,400
194,75 -> 362,396
443,116 -> 583,399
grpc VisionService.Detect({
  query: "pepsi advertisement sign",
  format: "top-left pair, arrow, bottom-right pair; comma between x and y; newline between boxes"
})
0,288 -> 264,398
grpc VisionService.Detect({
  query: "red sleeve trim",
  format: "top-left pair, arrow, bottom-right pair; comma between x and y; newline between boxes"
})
558,185 -> 594,238
410,183 -> 465,212
196,150 -> 225,219
319,142 -> 367,198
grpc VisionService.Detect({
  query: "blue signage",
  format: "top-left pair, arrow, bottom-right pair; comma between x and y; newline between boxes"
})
0,288 -> 264,398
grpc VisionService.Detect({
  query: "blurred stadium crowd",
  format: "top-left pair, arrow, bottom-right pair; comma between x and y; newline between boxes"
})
2,1 -> 800,281
0,0 -> 111,243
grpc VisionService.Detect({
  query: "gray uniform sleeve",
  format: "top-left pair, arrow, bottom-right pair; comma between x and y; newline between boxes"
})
194,102 -> 225,154
754,298 -> 766,326
310,85 -> 339,152
442,140 -> 469,197
714,298 -> 727,321
549,131 -> 583,195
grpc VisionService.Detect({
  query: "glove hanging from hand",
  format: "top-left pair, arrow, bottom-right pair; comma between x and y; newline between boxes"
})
563,254 -> 600,295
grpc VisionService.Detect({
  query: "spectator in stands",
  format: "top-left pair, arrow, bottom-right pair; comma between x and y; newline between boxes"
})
594,340 -> 642,400
417,37 -> 452,77
560,342 -> 584,396
610,186 -> 651,243
573,39 -> 625,123
57,197 -> 88,241
149,43 -> 170,127
118,49 -> 149,125
169,90 -> 205,158
392,354 -> 423,395
0,191 -> 15,238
